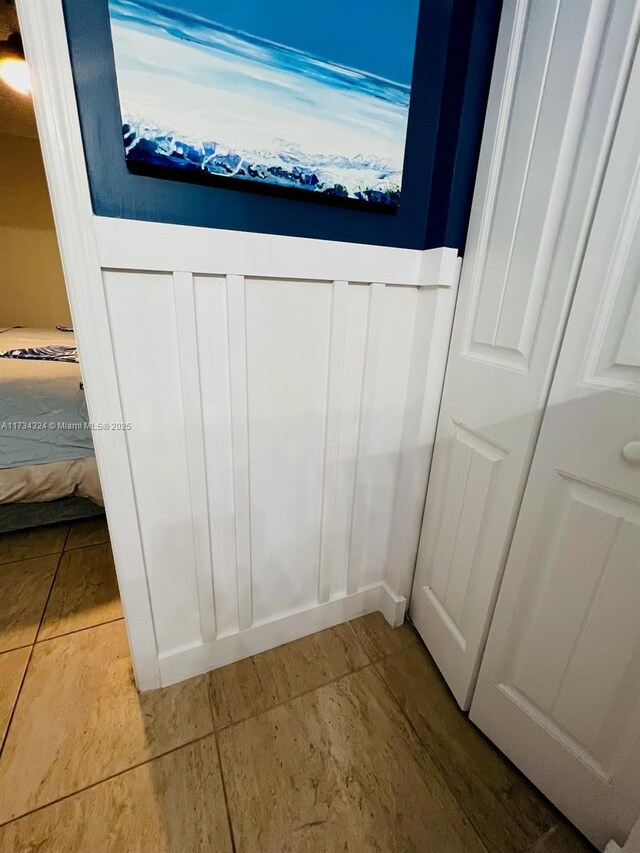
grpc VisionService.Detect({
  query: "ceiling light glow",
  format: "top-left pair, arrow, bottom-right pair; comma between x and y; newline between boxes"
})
0,57 -> 31,95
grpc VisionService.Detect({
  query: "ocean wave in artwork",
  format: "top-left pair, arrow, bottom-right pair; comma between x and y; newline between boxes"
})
109,0 -> 413,206
123,120 -> 402,205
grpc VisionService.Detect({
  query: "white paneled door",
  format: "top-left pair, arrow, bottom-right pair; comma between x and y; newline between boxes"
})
410,0 -> 640,708
470,35 -> 640,851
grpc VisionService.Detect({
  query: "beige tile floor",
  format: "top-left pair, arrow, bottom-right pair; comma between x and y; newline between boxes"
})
0,521 -> 595,852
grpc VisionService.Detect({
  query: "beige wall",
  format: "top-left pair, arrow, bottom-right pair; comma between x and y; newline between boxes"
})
0,132 -> 71,328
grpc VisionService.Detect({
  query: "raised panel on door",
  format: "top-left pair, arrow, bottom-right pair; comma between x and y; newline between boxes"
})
470,38 -> 640,847
499,474 -> 640,753
419,423 -> 508,641
410,0 -> 639,708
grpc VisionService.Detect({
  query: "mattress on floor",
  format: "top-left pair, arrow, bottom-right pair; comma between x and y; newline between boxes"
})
0,457 -> 103,506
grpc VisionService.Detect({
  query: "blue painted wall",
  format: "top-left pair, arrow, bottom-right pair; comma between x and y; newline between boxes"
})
63,0 -> 501,251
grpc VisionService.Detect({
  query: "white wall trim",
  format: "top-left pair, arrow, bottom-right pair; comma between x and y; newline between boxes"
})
378,583 -> 407,628
17,0 -> 161,689
346,281 -> 386,595
383,274 -> 460,601
95,217 -> 460,288
226,274 -> 253,631
173,270 -> 217,643
317,280 -> 349,604
158,582 -> 407,686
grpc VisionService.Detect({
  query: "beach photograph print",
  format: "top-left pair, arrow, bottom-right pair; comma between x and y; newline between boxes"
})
108,0 -> 421,207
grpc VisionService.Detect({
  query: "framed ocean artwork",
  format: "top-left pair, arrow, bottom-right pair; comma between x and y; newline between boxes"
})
107,0 -> 420,207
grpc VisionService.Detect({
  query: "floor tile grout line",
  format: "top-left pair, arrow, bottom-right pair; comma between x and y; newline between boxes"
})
210,613 -> 419,733
34,531 -> 72,645
27,534 -> 69,648
0,537 -> 68,762
0,550 -> 65,569
370,662 -> 436,752
0,644 -> 33,759
0,641 -> 35,656
208,621 -> 375,731
0,526 -> 71,566
207,685 -> 238,853
35,615 -> 125,646
345,618 -> 385,665
63,516 -> 107,552
213,660 -> 376,733
63,538 -> 109,553
213,732 -> 238,853
346,615 -> 424,666
0,552 -> 59,566
0,730 -> 215,830
369,661 -> 492,853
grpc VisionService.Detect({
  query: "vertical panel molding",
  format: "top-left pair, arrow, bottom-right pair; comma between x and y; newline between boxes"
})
346,281 -> 386,595
383,277 -> 460,601
318,280 -> 349,603
173,270 -> 217,642
226,274 -> 253,630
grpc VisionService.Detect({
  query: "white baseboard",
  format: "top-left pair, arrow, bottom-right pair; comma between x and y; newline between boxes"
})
378,582 -> 408,628
158,583 -> 407,687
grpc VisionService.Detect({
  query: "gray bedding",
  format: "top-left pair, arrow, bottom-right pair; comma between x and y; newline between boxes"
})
0,328 -> 95,469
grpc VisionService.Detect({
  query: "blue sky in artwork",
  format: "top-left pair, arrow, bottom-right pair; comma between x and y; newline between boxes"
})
142,0 -> 420,85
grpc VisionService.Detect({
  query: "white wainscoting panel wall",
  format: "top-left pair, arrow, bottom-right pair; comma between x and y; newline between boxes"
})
19,0 -> 461,688
100,224 -> 459,685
